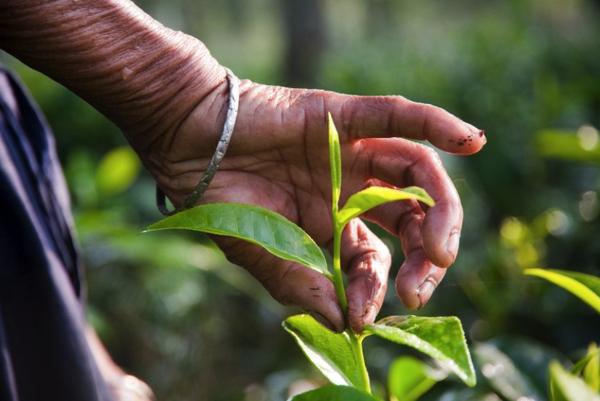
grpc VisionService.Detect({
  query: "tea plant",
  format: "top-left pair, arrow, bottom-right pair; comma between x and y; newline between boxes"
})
525,268 -> 600,401
524,268 -> 600,314
467,269 -> 600,401
146,114 -> 476,400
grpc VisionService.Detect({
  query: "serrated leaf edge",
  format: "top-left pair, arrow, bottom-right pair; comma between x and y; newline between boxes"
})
365,316 -> 476,387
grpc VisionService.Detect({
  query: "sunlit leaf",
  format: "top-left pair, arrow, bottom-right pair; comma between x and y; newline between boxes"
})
388,356 -> 445,401
549,361 -> 600,401
289,385 -> 380,401
365,316 -> 476,387
524,269 -> 600,313
572,344 -> 600,392
583,344 -> 600,392
283,314 -> 370,391
95,146 -> 140,195
146,203 -> 330,276
328,112 -> 342,212
536,129 -> 600,166
337,186 -> 434,227
572,348 -> 597,376
474,343 -> 543,401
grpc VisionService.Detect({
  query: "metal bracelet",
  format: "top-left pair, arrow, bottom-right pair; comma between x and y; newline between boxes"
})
156,68 -> 240,216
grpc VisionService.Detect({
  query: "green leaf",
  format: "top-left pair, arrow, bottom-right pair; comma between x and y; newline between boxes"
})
524,268 -> 600,313
95,146 -> 140,195
328,112 -> 342,212
146,203 -> 329,276
365,316 -> 476,387
337,186 -> 434,227
573,343 -> 600,392
474,343 -> 543,401
536,129 -> 600,166
490,337 -> 565,396
584,364 -> 600,394
388,356 -> 445,401
572,349 -> 597,376
282,314 -> 370,391
289,385 -> 380,401
549,361 -> 600,401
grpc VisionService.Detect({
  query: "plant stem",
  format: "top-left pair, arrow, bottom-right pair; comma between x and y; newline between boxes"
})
350,332 -> 371,394
332,223 -> 348,313
333,222 -> 371,394
329,116 -> 371,394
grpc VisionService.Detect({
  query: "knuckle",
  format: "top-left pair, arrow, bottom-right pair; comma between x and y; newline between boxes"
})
376,242 -> 392,266
340,95 -> 360,136
364,232 -> 392,269
386,95 -> 410,115
303,90 -> 330,120
439,181 -> 462,212
417,103 -> 444,139
418,103 -> 444,121
395,203 -> 423,235
422,103 -> 444,115
419,145 -> 442,166
352,251 -> 387,283
369,227 -> 389,250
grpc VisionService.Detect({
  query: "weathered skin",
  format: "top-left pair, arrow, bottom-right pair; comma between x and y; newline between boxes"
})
0,0 -> 486,334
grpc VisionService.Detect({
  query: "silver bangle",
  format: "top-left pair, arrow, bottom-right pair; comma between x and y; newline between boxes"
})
156,68 -> 240,216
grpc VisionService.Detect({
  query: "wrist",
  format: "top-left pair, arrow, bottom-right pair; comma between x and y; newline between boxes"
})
120,30 -> 226,150
148,73 -> 235,205
0,0 -> 226,151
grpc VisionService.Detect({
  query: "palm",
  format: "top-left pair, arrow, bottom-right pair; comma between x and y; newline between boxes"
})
211,100 -> 361,245
159,80 -> 486,331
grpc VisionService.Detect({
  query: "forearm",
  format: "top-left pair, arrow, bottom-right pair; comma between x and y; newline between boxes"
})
0,0 -> 224,150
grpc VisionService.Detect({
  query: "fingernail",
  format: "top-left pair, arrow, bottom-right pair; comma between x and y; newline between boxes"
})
310,312 -> 336,331
416,276 -> 438,309
445,230 -> 460,260
467,124 -> 486,144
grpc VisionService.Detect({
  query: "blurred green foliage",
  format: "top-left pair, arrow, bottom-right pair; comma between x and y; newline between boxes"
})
95,147 -> 141,196
524,269 -> 600,313
387,356 -> 444,401
2,0 -> 599,400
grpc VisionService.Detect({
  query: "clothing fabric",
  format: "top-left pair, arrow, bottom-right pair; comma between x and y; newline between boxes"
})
0,67 -> 111,401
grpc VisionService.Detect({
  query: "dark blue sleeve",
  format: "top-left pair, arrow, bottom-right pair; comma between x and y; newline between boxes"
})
0,66 -> 113,401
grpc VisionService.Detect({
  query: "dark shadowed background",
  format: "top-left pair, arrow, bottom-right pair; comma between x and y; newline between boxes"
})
2,1 -> 599,400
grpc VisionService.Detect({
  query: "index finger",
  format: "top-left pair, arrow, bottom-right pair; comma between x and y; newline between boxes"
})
366,138 -> 463,268
335,95 -> 486,154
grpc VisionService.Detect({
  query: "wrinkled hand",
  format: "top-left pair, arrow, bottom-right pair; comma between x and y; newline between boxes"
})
150,75 -> 486,332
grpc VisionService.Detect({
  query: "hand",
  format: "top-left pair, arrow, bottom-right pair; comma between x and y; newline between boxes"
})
86,327 -> 155,401
106,375 -> 155,401
0,0 -> 484,332
150,75 -> 486,332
